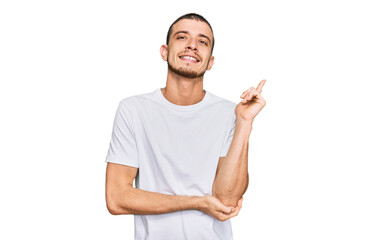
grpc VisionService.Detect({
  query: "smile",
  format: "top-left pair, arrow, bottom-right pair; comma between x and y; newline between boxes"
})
179,55 -> 200,63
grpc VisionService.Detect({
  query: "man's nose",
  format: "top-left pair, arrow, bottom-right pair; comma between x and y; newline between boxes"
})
186,38 -> 198,51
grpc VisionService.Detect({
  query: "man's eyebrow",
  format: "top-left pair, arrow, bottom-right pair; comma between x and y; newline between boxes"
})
173,31 -> 211,43
199,34 -> 211,43
173,31 -> 189,36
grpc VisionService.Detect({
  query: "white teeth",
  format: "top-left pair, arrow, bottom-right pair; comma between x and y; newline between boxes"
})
181,56 -> 198,61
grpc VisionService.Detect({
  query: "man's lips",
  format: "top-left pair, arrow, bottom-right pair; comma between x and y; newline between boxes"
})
179,54 -> 200,63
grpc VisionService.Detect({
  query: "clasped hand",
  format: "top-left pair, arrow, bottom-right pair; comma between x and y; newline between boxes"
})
201,196 -> 243,222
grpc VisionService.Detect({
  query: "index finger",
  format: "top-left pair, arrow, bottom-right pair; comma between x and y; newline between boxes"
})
256,79 -> 266,93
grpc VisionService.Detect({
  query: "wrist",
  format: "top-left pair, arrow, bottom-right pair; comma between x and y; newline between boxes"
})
194,196 -> 208,211
236,116 -> 254,127
235,117 -> 253,137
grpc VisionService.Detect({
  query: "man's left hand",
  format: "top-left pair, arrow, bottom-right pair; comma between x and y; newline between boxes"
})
235,80 -> 266,123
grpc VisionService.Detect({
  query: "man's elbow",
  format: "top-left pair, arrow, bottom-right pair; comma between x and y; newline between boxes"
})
213,181 -> 249,207
105,191 -> 130,215
106,202 -> 123,215
213,184 -> 243,207
214,193 -> 241,208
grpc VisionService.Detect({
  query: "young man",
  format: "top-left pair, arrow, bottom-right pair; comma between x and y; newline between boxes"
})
105,13 -> 266,240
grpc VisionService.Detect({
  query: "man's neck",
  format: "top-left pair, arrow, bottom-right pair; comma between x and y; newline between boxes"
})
161,70 -> 206,106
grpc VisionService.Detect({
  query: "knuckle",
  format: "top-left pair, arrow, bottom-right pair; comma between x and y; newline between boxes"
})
220,216 -> 228,221
217,213 -> 227,221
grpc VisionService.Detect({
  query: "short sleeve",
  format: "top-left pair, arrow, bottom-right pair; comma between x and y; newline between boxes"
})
219,113 -> 236,158
105,101 -> 139,168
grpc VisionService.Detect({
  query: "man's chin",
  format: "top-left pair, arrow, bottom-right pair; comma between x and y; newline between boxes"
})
168,64 -> 205,79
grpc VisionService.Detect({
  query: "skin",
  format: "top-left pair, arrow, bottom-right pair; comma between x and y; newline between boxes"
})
213,80 -> 266,207
105,18 -> 266,222
159,19 -> 214,106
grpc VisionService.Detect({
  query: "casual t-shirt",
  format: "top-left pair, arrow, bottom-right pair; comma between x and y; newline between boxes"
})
105,88 -> 237,240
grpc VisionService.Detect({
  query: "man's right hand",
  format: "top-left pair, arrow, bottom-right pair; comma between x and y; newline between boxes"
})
199,195 -> 243,221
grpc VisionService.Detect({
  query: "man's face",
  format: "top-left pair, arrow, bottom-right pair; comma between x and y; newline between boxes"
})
161,19 -> 214,79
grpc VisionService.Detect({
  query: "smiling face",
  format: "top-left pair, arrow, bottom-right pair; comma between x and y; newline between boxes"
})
160,19 -> 215,79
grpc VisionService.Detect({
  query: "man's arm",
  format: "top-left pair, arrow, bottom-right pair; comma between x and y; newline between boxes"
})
212,119 -> 251,207
212,80 -> 266,207
105,162 -> 240,221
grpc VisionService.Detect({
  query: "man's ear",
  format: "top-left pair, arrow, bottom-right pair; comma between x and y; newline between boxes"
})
160,45 -> 168,61
207,56 -> 215,71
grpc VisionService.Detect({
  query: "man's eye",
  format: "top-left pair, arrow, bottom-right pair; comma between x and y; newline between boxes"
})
200,40 -> 208,45
177,36 -> 185,39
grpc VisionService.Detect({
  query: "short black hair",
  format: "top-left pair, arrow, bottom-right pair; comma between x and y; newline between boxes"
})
166,13 -> 215,55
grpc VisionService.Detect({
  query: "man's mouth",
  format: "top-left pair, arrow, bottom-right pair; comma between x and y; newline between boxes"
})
179,55 -> 200,63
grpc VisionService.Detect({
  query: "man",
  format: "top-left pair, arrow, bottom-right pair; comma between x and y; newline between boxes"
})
105,13 -> 266,240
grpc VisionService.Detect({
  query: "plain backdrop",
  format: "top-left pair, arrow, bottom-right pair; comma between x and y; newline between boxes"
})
1,0 -> 370,239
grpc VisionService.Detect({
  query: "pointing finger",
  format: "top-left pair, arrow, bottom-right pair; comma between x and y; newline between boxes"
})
256,80 -> 266,93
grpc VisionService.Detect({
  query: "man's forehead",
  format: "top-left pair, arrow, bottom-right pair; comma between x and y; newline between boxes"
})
171,19 -> 213,39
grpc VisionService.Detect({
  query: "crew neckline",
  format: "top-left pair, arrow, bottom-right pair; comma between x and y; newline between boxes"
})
156,88 -> 210,112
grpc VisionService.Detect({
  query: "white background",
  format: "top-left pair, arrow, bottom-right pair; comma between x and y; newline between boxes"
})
1,0 -> 370,239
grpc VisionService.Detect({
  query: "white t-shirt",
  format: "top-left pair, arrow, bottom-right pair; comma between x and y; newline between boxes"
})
105,88 -> 237,240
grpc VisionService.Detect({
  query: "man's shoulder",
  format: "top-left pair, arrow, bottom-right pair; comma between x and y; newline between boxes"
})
207,91 -> 237,110
119,89 -> 158,108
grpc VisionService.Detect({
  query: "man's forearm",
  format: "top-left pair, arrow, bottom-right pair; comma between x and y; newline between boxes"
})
213,118 -> 252,207
107,186 -> 203,215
